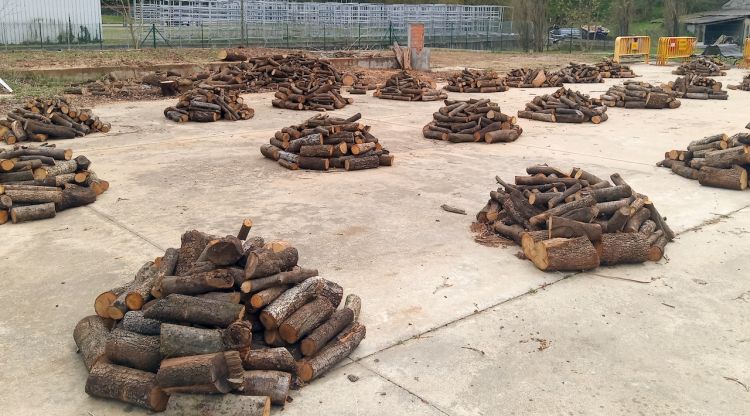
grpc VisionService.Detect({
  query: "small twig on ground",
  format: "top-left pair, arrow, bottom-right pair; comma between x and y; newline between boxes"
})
441,204 -> 466,215
461,345 -> 486,356
661,302 -> 675,308
723,376 -> 749,392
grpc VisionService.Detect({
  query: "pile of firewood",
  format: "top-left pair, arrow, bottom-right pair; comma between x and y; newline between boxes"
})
422,99 -> 522,143
595,59 -> 636,78
728,73 -> 750,91
374,71 -> 447,101
518,88 -> 609,124
260,113 -> 393,171
556,62 -> 603,84
272,78 -> 352,111
672,57 -> 727,76
0,98 -> 110,144
596,81 -> 681,109
0,144 -> 109,225
474,166 -> 674,272
661,74 -> 728,100
164,88 -> 255,123
505,68 -> 563,88
444,69 -> 509,93
346,72 -> 377,95
657,132 -> 749,190
77,221 -> 366,413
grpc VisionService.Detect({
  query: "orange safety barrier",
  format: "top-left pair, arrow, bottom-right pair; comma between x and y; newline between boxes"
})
656,37 -> 696,65
613,36 -> 651,64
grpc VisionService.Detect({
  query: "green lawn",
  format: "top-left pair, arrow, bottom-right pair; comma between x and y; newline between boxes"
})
101,14 -> 124,25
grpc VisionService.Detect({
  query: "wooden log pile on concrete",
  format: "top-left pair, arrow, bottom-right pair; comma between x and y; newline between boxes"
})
556,62 -> 604,84
346,72 -> 377,95
657,132 -> 749,190
260,113 -> 394,171
474,166 -> 674,271
505,68 -> 563,88
0,144 -> 109,225
672,57 -> 727,76
79,220 -> 365,413
517,88 -> 609,124
728,73 -> 750,91
661,74 -> 728,100
272,77 -> 352,111
595,58 -> 636,78
164,89 -> 255,123
0,97 -> 110,144
422,99 -> 522,143
596,81 -> 681,109
374,71 -> 447,101
444,69 -> 508,93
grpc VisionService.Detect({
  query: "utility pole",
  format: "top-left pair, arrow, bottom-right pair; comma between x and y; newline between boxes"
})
240,0 -> 246,45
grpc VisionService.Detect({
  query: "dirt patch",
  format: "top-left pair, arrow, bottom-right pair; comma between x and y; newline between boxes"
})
430,49 -> 606,73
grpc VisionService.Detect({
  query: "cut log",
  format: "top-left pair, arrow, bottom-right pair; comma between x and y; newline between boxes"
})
175,230 -> 215,276
56,183 -> 96,211
198,235 -> 244,266
648,236 -> 669,261
698,165 -> 748,190
548,216 -> 602,241
241,347 -> 297,373
250,286 -> 289,310
258,277 -> 325,329
297,322 -> 366,382
73,315 -> 112,371
105,328 -> 162,372
524,236 -> 600,272
143,294 -> 245,328
4,188 -> 62,204
245,246 -> 299,280
163,394 -> 270,416
595,233 -> 650,265
10,202 -> 56,223
237,218 -> 254,240
159,268 -> 239,297
239,370 -> 291,406
300,306 -> 355,357
623,208 -> 652,233
85,362 -> 169,412
160,321 -> 252,358
278,297 -> 334,344
156,351 -> 244,394
121,311 -> 162,335
241,266 -> 318,293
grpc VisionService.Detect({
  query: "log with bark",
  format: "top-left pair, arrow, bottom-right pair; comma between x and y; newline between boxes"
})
423,98 -> 523,144
444,68 -> 508,93
595,58 -> 636,78
672,57 -> 727,77
166,88 -> 254,123
657,132 -> 750,190
556,62 -> 604,84
505,68 -> 563,88
260,113 -> 394,171
661,74 -> 728,100
374,70 -> 447,101
1,97 -> 110,144
518,87 -> 609,124
596,80 -> 681,109
272,76 -> 352,111
728,73 -> 750,91
79,220 -> 365,411
473,165 -> 673,271
0,144 -> 108,225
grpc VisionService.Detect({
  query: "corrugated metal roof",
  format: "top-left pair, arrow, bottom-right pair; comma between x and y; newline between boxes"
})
0,0 -> 102,44
682,9 -> 750,24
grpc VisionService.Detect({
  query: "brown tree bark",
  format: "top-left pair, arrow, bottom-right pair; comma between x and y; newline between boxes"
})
175,230 -> 215,276
524,237 -> 600,272
73,315 -> 113,371
143,294 -> 245,328
698,165 -> 748,190
241,347 -> 297,373
10,202 -> 56,223
297,322 -> 366,382
85,362 -> 168,412
595,233 -> 650,265
156,351 -> 244,394
239,370 -> 291,406
121,311 -> 162,335
245,246 -> 299,280
105,328 -> 162,373
278,297 -> 334,344
241,266 -> 318,294
548,216 -> 602,241
198,235 -> 244,266
163,394 -> 270,416
159,268 -> 240,297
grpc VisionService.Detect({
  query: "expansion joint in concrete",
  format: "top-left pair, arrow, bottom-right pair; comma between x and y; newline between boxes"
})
85,205 -> 165,252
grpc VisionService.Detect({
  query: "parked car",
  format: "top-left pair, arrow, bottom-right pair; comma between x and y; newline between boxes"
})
548,27 -> 582,44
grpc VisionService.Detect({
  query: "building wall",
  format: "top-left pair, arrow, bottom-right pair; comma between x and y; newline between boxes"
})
0,0 -> 102,45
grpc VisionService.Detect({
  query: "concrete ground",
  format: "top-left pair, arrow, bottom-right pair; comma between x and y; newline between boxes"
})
1,63 -> 749,415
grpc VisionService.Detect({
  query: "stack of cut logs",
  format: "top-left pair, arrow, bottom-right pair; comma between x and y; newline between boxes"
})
164,88 -> 255,123
518,88 -> 609,124
260,113 -> 393,171
272,78 -> 352,111
444,69 -> 509,93
346,72 -> 378,95
505,68 -> 563,88
556,62 -> 603,84
596,81 -> 681,109
657,132 -> 749,190
0,145 -> 109,225
77,221 -> 366,414
729,73 -> 750,91
672,57 -> 727,76
422,99 -> 522,143
661,74 -> 728,100
474,166 -> 674,271
374,71 -> 447,101
595,59 -> 636,78
0,98 -> 110,144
